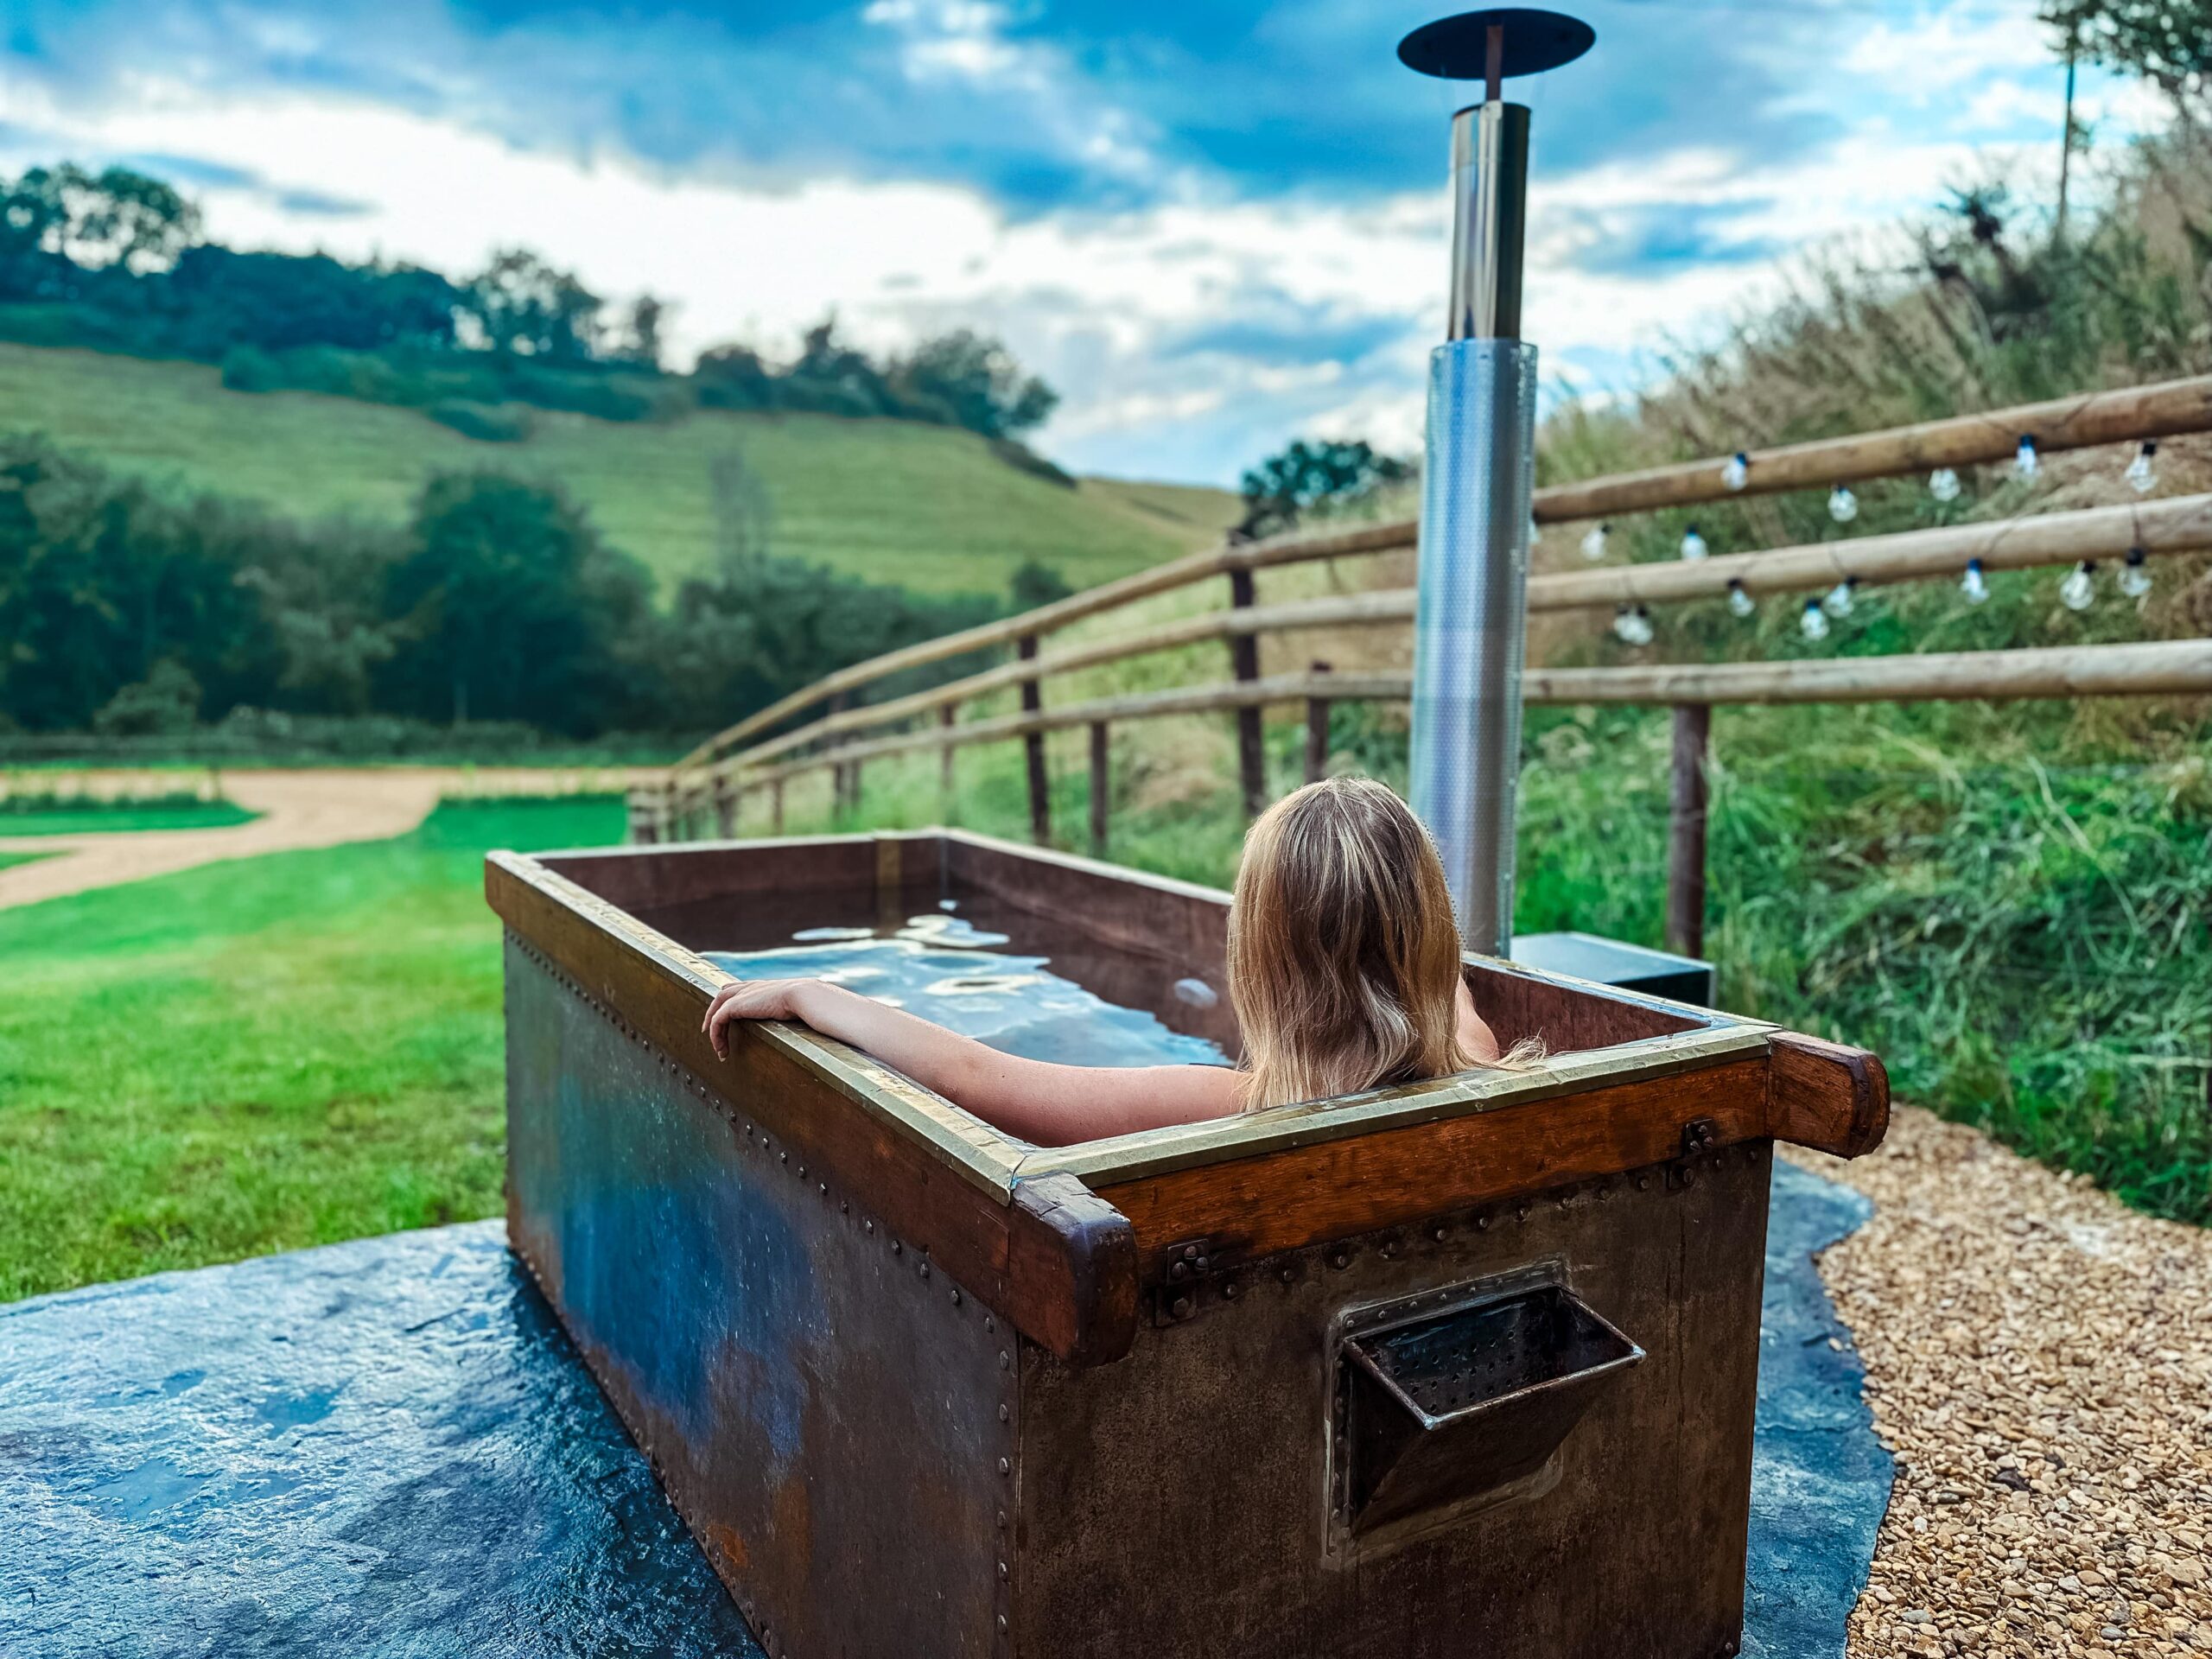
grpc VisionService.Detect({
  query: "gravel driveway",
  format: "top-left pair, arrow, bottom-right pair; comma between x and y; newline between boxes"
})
1792,1108 -> 2212,1658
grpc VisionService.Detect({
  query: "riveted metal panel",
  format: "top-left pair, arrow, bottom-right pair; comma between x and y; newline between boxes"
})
1012,1147 -> 1771,1659
505,936 -> 1015,1659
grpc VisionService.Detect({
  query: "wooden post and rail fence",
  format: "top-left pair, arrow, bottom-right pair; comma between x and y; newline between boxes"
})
634,376 -> 2212,959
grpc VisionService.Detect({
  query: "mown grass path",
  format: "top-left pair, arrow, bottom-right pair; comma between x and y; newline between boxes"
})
0,767 -> 639,910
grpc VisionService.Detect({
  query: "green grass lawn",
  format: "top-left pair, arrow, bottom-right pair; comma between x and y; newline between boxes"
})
0,794 -> 624,1301
0,797 -> 258,835
0,343 -> 1228,595
0,851 -> 50,873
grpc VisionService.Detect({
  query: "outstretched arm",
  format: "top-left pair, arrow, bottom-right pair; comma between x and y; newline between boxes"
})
702,978 -> 1244,1146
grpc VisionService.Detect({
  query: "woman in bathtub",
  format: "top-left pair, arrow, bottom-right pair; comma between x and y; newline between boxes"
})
702,776 -> 1517,1145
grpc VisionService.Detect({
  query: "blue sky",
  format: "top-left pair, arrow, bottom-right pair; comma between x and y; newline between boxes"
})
0,0 -> 2148,483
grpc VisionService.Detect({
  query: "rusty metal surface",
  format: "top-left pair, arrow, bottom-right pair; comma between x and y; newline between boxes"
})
505,937 -> 1014,1659
1014,1147 -> 1772,1659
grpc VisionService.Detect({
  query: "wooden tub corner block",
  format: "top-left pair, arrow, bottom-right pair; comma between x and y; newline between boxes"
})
1766,1032 -> 1890,1159
1009,1172 -> 1139,1368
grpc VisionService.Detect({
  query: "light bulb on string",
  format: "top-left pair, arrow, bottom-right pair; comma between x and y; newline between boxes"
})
1800,598 -> 1830,642
1929,467 -> 1961,503
1679,524 -> 1708,561
1827,486 -> 1859,524
2125,442 -> 2158,494
1611,604 -> 1654,646
1721,452 -> 1750,492
2013,433 -> 2039,480
1823,575 -> 1859,617
2059,560 -> 2096,612
1961,557 -> 1989,604
2120,545 -> 2153,598
1580,523 -> 1610,562
1726,579 -> 1756,618
1528,512 -> 1541,544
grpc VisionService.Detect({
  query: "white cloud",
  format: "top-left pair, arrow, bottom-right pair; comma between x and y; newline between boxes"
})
0,0 -> 2168,483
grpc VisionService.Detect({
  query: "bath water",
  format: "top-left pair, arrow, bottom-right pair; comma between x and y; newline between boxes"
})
705,909 -> 1231,1070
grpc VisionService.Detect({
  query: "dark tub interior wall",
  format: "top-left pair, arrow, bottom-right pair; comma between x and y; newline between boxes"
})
539,836 -> 1700,1068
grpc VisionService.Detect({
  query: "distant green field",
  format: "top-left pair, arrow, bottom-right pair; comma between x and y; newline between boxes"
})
0,343 -> 1236,595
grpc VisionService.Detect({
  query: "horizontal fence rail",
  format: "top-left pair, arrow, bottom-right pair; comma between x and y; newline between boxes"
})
711,640 -> 2212,790
675,373 -> 2212,772
710,494 -> 2212,779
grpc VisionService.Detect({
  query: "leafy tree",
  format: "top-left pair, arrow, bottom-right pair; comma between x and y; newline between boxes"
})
616,294 -> 669,368
1236,437 -> 1413,538
378,474 -> 651,734
895,329 -> 1058,437
2043,0 -> 2212,102
461,248 -> 604,361
1007,558 -> 1071,613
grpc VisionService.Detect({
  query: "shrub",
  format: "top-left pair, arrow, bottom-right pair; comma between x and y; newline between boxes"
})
427,399 -> 536,442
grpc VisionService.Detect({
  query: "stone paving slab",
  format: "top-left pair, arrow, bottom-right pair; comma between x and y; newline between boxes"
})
0,1168 -> 1890,1657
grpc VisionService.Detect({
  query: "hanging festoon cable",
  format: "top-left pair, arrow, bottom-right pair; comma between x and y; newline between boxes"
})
1822,575 -> 1859,617
1827,485 -> 1859,524
1679,523 -> 1708,560
1611,603 -> 1654,645
2060,559 -> 2096,611
1800,597 -> 1830,641
1721,451 -> 1750,492
2120,543 -> 2153,597
1400,7 -> 1597,955
1929,466 -> 1961,503
1726,578 -> 1756,617
1961,556 -> 1990,603
2014,433 -> 2040,480
1580,521 -> 1610,561
2125,441 -> 2158,493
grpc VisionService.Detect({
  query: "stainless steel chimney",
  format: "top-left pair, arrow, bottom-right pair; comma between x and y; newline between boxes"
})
1399,8 -> 1594,957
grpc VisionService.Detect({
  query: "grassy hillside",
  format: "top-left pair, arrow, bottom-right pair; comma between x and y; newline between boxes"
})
0,343 -> 1233,596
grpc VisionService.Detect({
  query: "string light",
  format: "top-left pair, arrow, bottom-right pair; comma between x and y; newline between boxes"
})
1727,578 -> 1756,617
2013,433 -> 2039,480
1580,523 -> 1610,562
1961,557 -> 1989,603
2125,442 -> 2158,493
1721,452 -> 1750,492
1929,467 -> 1961,503
2059,560 -> 2095,612
1827,486 -> 1859,524
1822,575 -> 1859,617
2120,544 -> 2153,598
1800,598 -> 1830,641
1612,604 -> 1655,645
1679,524 -> 1708,561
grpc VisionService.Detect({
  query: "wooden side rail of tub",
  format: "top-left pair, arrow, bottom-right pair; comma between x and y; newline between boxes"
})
488,829 -> 1888,1659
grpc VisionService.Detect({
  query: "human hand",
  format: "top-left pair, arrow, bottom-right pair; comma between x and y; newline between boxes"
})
702,978 -> 810,1058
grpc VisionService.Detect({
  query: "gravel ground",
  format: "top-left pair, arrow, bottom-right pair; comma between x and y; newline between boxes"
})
1788,1107 -> 2212,1657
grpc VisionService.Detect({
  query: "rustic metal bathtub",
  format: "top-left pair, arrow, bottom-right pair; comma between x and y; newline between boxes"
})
487,829 -> 1887,1659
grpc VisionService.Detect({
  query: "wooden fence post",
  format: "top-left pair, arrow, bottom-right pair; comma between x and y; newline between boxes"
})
1229,569 -> 1265,817
939,704 -> 957,815
628,788 -> 659,845
713,772 -> 735,840
1089,721 -> 1110,859
1020,634 -> 1050,844
1304,660 -> 1333,785
771,778 -> 786,836
1667,703 -> 1712,960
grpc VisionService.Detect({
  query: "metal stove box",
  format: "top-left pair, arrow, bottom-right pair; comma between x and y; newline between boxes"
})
487,830 -> 1886,1659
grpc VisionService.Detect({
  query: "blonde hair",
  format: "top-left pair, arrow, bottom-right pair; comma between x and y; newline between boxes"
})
1227,777 -> 1476,1111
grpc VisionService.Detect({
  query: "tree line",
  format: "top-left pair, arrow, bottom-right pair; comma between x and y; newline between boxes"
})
0,162 -> 1058,445
0,435 -> 1063,741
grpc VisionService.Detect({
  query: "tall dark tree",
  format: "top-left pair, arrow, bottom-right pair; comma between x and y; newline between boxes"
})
378,474 -> 651,734
895,329 -> 1058,437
